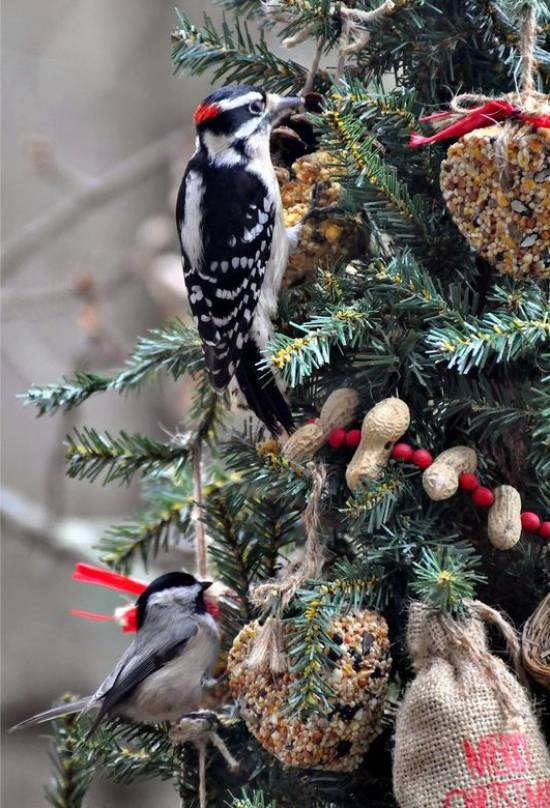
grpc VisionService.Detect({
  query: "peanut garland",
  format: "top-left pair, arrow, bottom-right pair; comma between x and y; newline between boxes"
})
282,387 -> 360,462
280,392 -> 548,547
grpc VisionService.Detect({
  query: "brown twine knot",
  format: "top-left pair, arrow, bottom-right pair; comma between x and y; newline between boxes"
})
445,600 -> 530,726
246,463 -> 327,673
335,0 -> 395,80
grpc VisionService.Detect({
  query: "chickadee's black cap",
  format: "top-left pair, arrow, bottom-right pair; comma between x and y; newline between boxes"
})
135,571 -> 202,629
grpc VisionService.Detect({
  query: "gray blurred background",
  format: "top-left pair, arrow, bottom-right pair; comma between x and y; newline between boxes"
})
1,1 -> 229,804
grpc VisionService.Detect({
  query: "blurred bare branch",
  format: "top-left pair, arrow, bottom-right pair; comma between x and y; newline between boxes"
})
1,129 -> 184,278
1,484 -> 108,562
1,268 -> 133,320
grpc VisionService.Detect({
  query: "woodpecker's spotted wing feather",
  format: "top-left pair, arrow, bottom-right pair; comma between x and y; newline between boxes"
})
177,152 -> 274,391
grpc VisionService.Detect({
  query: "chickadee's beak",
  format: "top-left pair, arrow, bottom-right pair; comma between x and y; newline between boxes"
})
266,93 -> 304,124
201,581 -> 213,591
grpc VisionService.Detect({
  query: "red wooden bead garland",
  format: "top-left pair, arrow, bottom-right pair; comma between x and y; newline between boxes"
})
327,427 -> 347,449
392,443 -> 414,462
345,429 -> 361,449
411,449 -> 433,469
472,487 -> 495,507
521,512 -> 542,533
388,439 -> 547,538
459,472 -> 480,492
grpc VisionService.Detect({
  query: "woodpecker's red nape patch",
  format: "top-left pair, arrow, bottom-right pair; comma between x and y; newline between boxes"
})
193,102 -> 221,125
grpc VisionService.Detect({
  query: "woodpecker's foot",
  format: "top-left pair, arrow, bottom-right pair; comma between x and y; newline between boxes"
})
300,181 -> 341,225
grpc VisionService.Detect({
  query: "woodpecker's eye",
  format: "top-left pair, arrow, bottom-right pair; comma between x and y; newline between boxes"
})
248,99 -> 264,115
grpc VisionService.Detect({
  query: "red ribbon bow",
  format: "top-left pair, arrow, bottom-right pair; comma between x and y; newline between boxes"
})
409,100 -> 550,147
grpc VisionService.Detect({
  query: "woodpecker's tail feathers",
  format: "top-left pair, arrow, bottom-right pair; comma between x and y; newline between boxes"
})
235,339 -> 294,436
9,698 -> 90,732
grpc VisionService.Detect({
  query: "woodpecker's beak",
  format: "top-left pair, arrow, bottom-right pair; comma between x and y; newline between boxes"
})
266,93 -> 304,124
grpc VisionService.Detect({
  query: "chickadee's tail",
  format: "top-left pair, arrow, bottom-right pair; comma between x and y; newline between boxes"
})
235,338 -> 294,436
9,698 -> 90,732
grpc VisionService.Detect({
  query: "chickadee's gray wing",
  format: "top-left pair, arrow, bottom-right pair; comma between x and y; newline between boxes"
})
86,618 -> 199,737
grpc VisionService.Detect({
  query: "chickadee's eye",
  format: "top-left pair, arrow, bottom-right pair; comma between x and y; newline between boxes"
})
248,100 -> 264,115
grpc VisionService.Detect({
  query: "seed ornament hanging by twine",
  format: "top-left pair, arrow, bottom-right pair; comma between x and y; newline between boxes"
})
410,6 -> 550,279
227,463 -> 392,771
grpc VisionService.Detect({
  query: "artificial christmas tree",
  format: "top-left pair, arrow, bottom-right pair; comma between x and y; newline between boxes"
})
20,0 -> 549,806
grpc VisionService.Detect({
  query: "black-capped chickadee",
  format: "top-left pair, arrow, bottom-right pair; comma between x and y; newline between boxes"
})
11,572 -> 221,737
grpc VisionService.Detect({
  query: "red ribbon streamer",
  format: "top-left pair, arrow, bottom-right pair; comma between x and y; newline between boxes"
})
72,563 -> 147,595
70,563 -> 221,632
409,100 -> 550,147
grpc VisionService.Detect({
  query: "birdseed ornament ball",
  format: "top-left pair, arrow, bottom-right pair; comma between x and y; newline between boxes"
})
411,97 -> 550,280
228,610 -> 391,772
278,151 -> 364,286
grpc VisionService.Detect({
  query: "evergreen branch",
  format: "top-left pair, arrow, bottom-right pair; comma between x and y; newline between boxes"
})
285,579 -> 370,714
204,488 -> 265,604
425,308 -> 550,373
223,434 -> 310,501
45,698 -> 93,808
317,93 -> 431,250
528,365 -> 550,503
65,428 -> 189,485
331,79 -> 419,134
411,546 -> 485,615
171,11 -> 310,93
343,472 -> 405,534
24,372 -> 111,417
266,303 -> 378,387
230,789 -> 277,808
110,320 -> 204,392
22,321 -> 205,417
365,252 -> 449,316
190,370 -> 227,446
98,481 -> 194,572
63,715 -> 176,785
432,376 -> 540,448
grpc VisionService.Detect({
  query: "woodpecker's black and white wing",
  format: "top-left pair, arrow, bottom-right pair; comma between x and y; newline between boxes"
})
176,153 -> 274,392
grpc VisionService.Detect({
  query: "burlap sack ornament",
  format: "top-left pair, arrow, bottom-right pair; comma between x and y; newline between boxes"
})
393,601 -> 550,808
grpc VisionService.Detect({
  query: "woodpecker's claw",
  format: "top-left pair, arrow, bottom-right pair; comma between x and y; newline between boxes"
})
300,181 -> 342,225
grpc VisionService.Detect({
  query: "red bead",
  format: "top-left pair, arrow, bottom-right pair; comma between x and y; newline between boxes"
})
327,427 -> 346,450
345,429 -> 361,449
471,487 -> 494,507
412,449 -> 433,469
392,443 -> 414,462
306,417 -> 318,425
539,522 -> 550,540
521,512 -> 541,533
459,472 -> 480,492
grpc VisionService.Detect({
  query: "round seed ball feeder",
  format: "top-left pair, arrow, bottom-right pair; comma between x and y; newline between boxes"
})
228,610 -> 391,772
278,151 -> 365,287
440,122 -> 550,279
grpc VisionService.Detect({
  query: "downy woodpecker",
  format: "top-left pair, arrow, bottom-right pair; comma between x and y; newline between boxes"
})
176,85 -> 304,435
